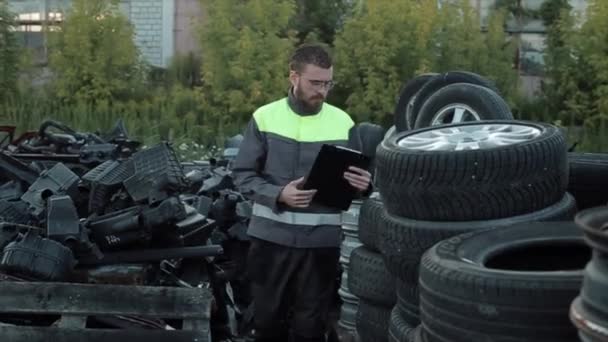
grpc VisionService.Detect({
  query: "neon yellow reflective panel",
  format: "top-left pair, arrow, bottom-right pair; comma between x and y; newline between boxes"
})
254,98 -> 353,142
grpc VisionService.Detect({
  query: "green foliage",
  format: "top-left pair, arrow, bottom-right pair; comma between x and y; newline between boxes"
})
542,0 -> 608,130
431,2 -> 517,99
198,0 -> 296,136
495,0 -> 540,20
542,5 -> 579,124
48,0 -> 145,105
0,1 -> 19,102
333,0 -> 518,122
575,1 -> 608,119
479,10 -> 518,99
291,0 -> 353,45
168,52 -> 202,88
539,0 -> 571,27
144,52 -> 202,91
431,0 -> 485,72
3,0 -> 606,154
3,86 -> 219,150
333,0 -> 432,123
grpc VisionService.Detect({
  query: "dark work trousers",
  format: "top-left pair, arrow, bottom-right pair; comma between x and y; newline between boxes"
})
247,237 -> 340,342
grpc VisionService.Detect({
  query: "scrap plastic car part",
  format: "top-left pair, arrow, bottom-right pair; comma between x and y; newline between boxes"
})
123,143 -> 188,204
0,231 -> 75,281
20,163 -> 80,219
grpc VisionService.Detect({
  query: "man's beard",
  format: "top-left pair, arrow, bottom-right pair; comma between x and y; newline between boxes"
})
295,85 -> 324,113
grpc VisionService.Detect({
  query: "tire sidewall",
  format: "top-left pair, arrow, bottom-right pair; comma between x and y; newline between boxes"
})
414,83 -> 512,128
410,71 -> 499,125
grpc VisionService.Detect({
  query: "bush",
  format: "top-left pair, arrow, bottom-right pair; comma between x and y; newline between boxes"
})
48,0 -> 145,105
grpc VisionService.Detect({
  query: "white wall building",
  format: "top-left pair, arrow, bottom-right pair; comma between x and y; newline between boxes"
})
7,0 -> 203,67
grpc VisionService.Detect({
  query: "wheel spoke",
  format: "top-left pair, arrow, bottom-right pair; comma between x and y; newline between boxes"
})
432,103 -> 481,126
451,107 -> 466,123
455,141 -> 481,150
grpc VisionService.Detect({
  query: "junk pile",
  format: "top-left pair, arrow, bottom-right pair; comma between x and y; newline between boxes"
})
0,120 -> 252,340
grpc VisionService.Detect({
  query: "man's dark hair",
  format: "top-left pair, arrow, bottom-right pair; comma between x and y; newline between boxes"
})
289,45 -> 332,72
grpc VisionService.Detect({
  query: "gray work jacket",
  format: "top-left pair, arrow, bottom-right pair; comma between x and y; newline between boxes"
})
231,94 -> 354,248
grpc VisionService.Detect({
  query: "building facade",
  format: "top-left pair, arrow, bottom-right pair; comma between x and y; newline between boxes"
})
7,0 -> 203,67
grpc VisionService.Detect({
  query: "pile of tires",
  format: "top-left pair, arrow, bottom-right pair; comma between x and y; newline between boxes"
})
337,200 -> 364,331
339,122 -> 390,337
418,222 -> 589,341
347,195 -> 396,342
570,206 -> 608,341
392,71 -> 513,132
372,119 -> 578,341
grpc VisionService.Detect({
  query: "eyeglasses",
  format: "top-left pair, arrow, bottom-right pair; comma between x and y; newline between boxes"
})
301,77 -> 335,90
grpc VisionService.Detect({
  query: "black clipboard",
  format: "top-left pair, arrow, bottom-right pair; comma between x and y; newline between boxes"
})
302,144 -> 371,210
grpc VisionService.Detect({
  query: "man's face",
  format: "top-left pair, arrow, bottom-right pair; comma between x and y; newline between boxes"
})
291,64 -> 334,110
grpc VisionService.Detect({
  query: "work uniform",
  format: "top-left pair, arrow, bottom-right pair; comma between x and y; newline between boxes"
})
232,89 -> 354,342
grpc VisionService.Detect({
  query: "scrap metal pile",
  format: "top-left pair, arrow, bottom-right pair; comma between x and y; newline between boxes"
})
0,120 -> 251,338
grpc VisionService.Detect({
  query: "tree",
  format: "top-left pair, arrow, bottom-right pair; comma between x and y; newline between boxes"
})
541,0 -> 608,131
333,0 -> 434,124
541,0 -> 578,123
49,0 -> 144,105
569,0 -> 608,126
333,0 -> 517,123
431,1 -> 517,98
478,9 -> 518,99
539,0 -> 571,27
0,1 -> 19,102
198,0 -> 296,138
431,0 -> 486,72
290,0 -> 353,46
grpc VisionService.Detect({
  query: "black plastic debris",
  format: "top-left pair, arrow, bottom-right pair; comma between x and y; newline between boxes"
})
0,200 -> 32,225
20,163 -> 80,219
0,231 -> 75,281
83,160 -> 135,214
46,195 -> 81,245
123,143 -> 187,204
0,119 -> 256,341
0,152 -> 40,185
79,143 -> 120,165
0,182 -> 24,201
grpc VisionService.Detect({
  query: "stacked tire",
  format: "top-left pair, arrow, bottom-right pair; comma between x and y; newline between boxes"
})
418,222 -> 589,341
570,206 -> 608,341
393,71 -> 513,132
347,196 -> 396,342
340,122 -> 390,335
338,200 -> 364,331
373,120 -> 577,341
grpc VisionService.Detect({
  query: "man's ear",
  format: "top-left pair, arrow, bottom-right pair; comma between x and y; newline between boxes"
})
289,70 -> 298,88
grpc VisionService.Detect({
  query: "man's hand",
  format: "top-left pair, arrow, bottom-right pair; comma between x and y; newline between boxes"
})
344,166 -> 372,192
278,177 -> 317,208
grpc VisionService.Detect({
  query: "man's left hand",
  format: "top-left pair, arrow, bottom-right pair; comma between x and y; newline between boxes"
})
344,166 -> 372,192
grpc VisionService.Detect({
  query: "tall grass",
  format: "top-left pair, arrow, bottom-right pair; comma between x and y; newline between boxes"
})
2,86 -> 607,155
1,87 -> 243,157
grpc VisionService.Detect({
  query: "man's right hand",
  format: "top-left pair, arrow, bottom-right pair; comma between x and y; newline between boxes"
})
278,177 -> 317,208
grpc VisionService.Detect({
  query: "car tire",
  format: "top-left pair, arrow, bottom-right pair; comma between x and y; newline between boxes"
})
376,120 -> 569,221
393,73 -> 439,132
410,71 -> 500,126
413,83 -> 513,128
419,222 -> 589,342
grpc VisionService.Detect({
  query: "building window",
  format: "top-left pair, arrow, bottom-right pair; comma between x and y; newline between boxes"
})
9,0 -> 67,65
